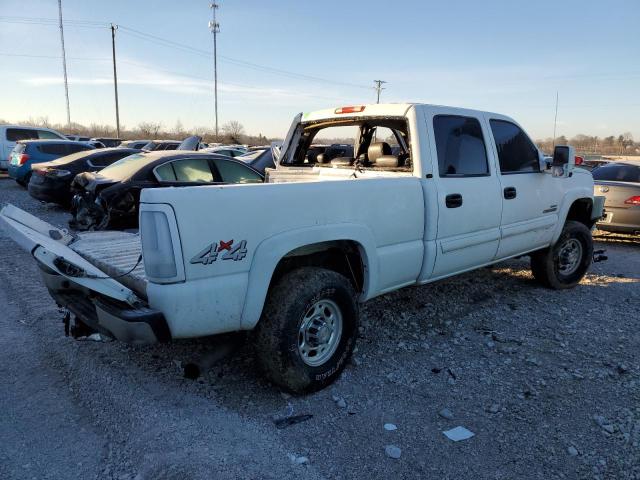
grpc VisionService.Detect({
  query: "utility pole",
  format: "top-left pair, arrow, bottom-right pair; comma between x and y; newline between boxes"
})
552,91 -> 559,148
374,79 -> 387,103
57,0 -> 71,126
110,24 -> 121,138
209,2 -> 220,139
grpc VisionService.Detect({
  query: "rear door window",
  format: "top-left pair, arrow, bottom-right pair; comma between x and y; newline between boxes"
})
213,159 -> 262,183
6,128 -> 38,141
38,130 -> 63,140
155,162 -> 177,181
433,115 -> 489,177
68,143 -> 92,154
490,120 -> 539,174
592,163 -> 640,182
171,159 -> 215,182
39,143 -> 69,155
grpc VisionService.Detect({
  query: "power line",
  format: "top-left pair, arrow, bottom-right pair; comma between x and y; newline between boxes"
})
116,25 -> 372,90
2,15 -> 373,90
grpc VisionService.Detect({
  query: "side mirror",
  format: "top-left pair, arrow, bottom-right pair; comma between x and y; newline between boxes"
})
551,145 -> 575,177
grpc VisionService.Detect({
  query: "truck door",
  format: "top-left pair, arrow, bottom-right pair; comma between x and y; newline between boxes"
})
426,110 -> 502,278
485,116 -> 563,258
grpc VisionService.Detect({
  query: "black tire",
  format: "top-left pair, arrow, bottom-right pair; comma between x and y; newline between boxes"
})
253,267 -> 358,393
17,173 -> 30,188
531,220 -> 593,289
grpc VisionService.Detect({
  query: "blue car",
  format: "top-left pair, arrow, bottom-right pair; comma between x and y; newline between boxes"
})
8,140 -> 94,186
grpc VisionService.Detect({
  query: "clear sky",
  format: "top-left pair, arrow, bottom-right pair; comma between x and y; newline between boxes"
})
1,0 -> 638,139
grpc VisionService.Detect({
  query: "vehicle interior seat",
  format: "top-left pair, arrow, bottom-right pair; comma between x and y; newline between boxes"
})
367,141 -> 399,167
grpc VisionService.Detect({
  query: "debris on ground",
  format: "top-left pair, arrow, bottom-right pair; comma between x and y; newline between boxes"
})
384,445 -> 402,459
443,426 -> 475,442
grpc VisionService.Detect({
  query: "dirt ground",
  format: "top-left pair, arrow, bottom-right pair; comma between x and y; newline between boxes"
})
0,177 -> 638,480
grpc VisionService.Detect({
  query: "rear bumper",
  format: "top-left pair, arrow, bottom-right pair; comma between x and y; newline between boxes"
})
596,206 -> 640,234
42,266 -> 171,344
7,164 -> 21,180
28,179 -> 72,204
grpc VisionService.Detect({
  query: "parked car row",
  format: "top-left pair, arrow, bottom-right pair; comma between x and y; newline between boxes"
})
5,134 -> 267,231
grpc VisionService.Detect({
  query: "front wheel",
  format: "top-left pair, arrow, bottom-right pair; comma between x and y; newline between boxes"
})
253,267 -> 358,393
531,220 -> 593,289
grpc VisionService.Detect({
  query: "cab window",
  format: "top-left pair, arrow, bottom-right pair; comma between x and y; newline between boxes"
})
433,115 -> 489,177
490,120 -> 539,174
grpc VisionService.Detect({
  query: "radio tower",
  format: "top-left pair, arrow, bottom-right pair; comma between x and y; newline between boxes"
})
209,2 -> 220,138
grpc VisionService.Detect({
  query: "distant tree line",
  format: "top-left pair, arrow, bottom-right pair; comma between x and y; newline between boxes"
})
0,116 -> 273,146
1,116 -> 637,155
535,132 -> 637,156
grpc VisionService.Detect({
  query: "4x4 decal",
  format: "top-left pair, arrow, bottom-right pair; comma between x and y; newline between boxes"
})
190,240 -> 248,265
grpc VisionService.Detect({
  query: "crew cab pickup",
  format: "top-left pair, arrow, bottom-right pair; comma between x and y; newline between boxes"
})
0,103 -> 605,392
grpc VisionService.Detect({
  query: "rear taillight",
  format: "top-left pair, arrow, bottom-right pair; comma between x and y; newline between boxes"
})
624,196 -> 640,205
575,156 -> 584,165
18,153 -> 30,165
140,210 -> 177,279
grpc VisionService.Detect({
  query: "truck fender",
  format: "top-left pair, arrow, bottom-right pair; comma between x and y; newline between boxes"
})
551,186 -> 595,244
239,223 -> 378,330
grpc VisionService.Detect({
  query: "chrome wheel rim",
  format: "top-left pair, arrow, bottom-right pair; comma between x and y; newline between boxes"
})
557,238 -> 583,275
298,299 -> 343,367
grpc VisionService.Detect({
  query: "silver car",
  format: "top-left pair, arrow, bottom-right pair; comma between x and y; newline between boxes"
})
593,160 -> 640,234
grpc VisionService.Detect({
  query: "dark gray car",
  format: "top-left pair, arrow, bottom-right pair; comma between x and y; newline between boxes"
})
592,160 -> 640,234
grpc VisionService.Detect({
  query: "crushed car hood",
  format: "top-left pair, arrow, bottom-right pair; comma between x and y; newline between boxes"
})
72,172 -> 117,193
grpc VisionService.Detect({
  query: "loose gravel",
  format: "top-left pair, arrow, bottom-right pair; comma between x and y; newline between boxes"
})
1,177 -> 639,480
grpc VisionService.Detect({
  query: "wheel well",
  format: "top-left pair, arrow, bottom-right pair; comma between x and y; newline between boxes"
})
566,198 -> 594,228
270,241 -> 365,294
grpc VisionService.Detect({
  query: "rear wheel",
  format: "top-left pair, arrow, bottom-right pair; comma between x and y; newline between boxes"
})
531,220 -> 593,289
253,267 -> 358,393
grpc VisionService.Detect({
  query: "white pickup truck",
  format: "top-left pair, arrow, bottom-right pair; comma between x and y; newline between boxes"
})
0,103 -> 605,392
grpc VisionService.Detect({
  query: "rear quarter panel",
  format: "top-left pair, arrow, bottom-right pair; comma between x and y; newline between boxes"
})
141,177 -> 425,335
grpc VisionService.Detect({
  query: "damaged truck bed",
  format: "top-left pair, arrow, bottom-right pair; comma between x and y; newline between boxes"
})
70,231 -> 146,298
0,204 -> 168,343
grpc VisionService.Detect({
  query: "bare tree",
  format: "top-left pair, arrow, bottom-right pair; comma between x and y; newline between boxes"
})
174,120 -> 184,137
137,121 -> 162,138
222,120 -> 245,143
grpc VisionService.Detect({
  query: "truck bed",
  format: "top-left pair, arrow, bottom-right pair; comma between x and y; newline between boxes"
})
69,231 -> 147,298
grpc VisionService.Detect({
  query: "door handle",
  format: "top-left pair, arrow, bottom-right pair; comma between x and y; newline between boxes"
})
504,187 -> 517,200
445,193 -> 463,208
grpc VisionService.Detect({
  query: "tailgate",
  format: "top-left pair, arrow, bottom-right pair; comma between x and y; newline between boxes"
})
0,204 -> 139,305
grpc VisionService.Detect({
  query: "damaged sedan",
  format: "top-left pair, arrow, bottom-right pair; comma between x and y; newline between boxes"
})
70,150 -> 264,230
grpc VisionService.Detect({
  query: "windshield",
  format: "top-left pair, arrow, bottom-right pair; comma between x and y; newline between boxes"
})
97,153 -> 151,180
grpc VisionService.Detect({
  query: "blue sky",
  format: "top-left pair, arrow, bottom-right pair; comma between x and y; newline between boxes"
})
1,0 -> 638,139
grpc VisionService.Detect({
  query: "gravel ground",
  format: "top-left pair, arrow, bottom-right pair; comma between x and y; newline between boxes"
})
1,177 -> 639,480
